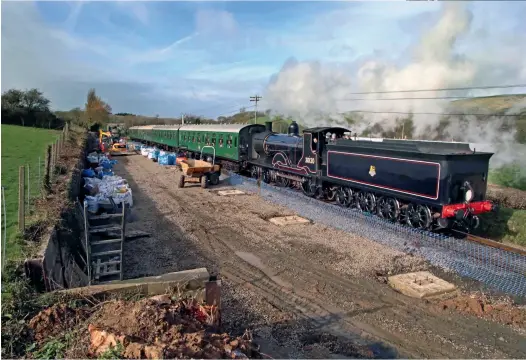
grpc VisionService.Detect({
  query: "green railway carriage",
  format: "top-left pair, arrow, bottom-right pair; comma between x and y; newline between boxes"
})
177,124 -> 265,161
129,124 -> 266,162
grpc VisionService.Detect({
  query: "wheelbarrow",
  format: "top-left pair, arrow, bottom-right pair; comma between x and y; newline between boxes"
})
178,146 -> 221,189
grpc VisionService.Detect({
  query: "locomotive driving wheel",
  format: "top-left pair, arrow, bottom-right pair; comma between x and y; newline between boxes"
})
262,170 -> 271,184
326,187 -> 337,202
406,204 -> 432,229
364,192 -> 377,213
377,197 -> 400,221
336,187 -> 352,207
354,191 -> 367,210
302,180 -> 317,197
250,166 -> 259,179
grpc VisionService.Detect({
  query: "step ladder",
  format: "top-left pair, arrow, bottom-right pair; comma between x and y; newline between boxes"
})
82,198 -> 127,285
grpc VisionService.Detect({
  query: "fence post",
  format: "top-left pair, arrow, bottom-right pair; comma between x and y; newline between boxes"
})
44,145 -> 51,195
27,165 -> 30,213
2,186 -> 6,271
38,157 -> 41,193
19,166 -> 25,232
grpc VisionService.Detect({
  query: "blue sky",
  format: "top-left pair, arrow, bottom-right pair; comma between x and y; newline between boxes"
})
2,1 -> 525,119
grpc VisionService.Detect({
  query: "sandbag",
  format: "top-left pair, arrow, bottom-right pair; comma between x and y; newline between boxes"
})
159,153 -> 176,165
148,148 -> 160,161
82,168 -> 96,178
141,147 -> 151,156
85,196 -> 99,214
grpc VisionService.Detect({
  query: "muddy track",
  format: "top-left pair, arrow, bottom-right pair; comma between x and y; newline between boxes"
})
116,156 -> 526,359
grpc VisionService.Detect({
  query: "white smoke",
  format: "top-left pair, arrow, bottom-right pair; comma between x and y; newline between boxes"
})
262,2 -> 526,169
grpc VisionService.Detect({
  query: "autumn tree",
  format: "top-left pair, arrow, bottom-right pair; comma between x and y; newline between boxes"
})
83,88 -> 112,128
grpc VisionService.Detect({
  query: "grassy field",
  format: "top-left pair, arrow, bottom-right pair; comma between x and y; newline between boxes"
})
1,125 -> 61,260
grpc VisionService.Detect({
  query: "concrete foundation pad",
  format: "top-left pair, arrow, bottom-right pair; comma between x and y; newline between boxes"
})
269,215 -> 310,226
388,271 -> 457,299
217,189 -> 246,196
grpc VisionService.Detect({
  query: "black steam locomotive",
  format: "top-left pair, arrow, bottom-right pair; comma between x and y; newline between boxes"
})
246,121 -> 497,232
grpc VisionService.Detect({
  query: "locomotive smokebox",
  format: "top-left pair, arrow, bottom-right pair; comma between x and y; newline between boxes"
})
288,121 -> 299,136
265,121 -> 273,132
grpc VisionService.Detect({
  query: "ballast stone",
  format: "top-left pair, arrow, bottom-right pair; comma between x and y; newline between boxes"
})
217,190 -> 246,196
388,271 -> 457,298
268,216 -> 310,226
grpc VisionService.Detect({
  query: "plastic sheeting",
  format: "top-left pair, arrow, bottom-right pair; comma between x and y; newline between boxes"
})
159,153 -> 176,165
148,148 -> 160,161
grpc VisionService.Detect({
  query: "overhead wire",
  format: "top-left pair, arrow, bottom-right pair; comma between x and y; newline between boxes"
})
345,84 -> 526,95
338,95 -> 505,101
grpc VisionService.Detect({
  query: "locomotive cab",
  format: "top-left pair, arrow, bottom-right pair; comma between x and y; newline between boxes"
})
300,127 -> 350,170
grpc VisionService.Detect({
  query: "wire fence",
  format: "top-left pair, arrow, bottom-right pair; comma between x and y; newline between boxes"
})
1,124 -> 71,269
225,171 -> 526,298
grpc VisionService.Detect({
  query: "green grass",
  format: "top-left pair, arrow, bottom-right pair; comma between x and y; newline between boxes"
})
1,125 -> 60,260
450,94 -> 526,113
488,163 -> 526,191
476,208 -> 526,247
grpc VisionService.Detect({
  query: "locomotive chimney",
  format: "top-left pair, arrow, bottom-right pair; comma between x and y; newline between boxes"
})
264,121 -> 273,132
288,121 -> 299,137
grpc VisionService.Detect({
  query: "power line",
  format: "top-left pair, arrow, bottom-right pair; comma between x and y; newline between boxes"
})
338,110 -> 524,117
346,84 -> 526,95
338,95 -> 498,101
217,104 -> 255,118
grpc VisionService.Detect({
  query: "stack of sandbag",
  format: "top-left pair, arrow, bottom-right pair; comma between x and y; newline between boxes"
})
158,151 -> 177,166
148,147 -> 160,161
141,147 -> 151,157
83,175 -> 133,213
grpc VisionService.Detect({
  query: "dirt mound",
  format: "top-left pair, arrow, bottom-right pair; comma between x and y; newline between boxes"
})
28,304 -> 88,343
437,294 -> 526,328
487,184 -> 526,210
28,295 -> 265,359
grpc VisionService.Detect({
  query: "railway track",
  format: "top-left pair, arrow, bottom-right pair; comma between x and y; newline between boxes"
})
224,170 -> 526,297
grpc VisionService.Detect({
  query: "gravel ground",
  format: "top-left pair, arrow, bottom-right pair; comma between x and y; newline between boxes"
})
115,155 -> 526,359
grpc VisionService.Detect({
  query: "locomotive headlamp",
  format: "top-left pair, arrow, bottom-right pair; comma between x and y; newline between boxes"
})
463,181 -> 474,203
465,189 -> 473,202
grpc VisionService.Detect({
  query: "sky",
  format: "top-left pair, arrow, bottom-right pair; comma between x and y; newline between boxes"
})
1,1 -> 526,119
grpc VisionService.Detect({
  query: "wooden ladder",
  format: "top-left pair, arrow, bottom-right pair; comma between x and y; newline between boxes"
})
82,198 -> 127,284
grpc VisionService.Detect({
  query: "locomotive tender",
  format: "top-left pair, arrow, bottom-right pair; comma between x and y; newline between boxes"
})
129,121 -> 497,232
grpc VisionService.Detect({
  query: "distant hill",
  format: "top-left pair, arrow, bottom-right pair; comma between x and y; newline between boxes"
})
449,94 -> 526,113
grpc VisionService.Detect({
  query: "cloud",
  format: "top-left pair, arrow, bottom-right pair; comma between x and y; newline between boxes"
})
0,1 -> 256,117
113,1 -> 150,25
194,9 -> 238,38
262,2 -> 526,167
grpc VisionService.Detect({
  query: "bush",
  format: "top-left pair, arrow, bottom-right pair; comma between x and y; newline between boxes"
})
488,162 -> 526,191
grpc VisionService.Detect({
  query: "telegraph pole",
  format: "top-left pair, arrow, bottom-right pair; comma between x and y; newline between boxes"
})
181,113 -> 185,125
250,95 -> 261,124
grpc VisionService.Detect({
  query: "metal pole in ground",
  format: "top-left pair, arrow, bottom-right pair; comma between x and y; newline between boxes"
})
18,166 -> 25,232
27,164 -> 30,213
38,157 -> 41,193
2,186 -> 6,271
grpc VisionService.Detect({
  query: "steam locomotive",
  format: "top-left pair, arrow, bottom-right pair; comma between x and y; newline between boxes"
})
129,121 -> 498,232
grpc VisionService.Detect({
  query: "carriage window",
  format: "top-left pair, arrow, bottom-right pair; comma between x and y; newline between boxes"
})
219,138 -> 224,148
234,137 -> 237,147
